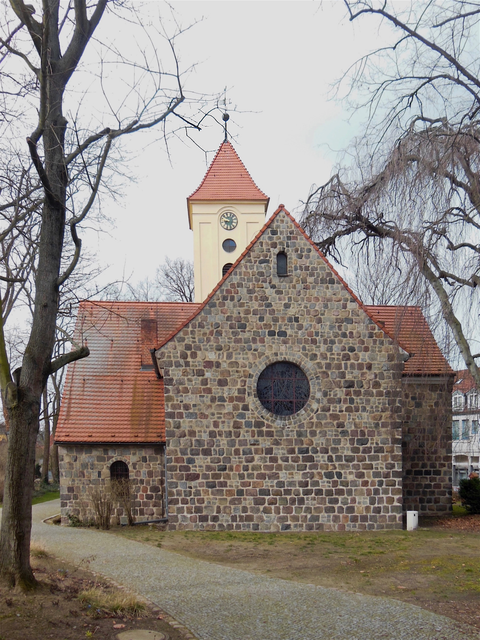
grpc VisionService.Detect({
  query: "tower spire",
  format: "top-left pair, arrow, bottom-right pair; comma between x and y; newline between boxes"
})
187,140 -> 269,302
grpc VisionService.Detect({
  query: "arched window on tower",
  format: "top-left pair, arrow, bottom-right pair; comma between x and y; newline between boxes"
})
222,263 -> 233,277
110,460 -> 129,481
277,251 -> 288,277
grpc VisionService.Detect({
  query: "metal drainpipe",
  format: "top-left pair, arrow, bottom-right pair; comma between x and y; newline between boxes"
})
164,441 -> 169,519
127,518 -> 168,526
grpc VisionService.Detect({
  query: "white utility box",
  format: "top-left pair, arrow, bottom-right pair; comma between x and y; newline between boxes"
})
406,510 -> 418,531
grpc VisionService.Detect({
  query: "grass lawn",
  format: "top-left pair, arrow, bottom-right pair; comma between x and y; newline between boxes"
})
0,484 -> 59,507
108,515 -> 480,630
31,490 -> 60,505
31,482 -> 60,505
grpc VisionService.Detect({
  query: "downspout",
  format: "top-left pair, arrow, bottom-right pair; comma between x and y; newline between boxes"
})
164,441 -> 169,519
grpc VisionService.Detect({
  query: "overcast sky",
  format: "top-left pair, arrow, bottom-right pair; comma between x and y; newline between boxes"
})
90,1 -> 390,291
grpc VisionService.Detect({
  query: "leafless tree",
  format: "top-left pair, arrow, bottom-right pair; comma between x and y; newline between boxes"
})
0,1 -> 211,588
156,257 -> 194,302
117,277 -> 162,303
302,0 -> 480,388
119,257 -> 194,302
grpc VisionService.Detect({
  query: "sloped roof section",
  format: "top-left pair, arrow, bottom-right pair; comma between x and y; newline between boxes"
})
188,141 -> 269,204
454,369 -> 478,393
55,301 -> 200,444
365,305 -> 454,376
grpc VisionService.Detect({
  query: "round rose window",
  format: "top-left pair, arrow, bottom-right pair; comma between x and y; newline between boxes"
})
257,362 -> 310,416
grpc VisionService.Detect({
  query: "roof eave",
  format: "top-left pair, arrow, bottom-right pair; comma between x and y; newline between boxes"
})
54,439 -> 166,446
187,196 -> 270,230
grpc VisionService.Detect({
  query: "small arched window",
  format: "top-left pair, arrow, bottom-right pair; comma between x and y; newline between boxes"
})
222,263 -> 233,277
277,251 -> 288,277
110,460 -> 129,481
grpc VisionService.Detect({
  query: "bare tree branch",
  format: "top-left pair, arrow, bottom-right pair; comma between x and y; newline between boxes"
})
49,345 -> 89,375
304,0 -> 480,389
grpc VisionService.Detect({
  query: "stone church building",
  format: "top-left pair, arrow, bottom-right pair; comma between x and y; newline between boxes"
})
56,141 -> 454,531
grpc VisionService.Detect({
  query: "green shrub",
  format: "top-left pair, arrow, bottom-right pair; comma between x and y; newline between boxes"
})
459,477 -> 480,513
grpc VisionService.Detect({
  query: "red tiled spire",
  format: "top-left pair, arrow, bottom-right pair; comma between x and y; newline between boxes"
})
187,142 -> 269,222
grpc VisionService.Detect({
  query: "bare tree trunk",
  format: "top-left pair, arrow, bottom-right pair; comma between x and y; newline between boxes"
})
0,395 -> 40,588
49,373 -> 61,484
0,0 -> 195,588
50,444 -> 59,484
42,387 -> 50,485
0,66 -> 67,585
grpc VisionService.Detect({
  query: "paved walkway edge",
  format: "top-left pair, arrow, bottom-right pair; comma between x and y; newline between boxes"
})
17,501 -> 480,640
79,564 -> 200,640
6,504 -> 199,640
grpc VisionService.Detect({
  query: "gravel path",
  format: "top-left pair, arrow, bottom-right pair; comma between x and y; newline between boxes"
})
27,500 -> 476,640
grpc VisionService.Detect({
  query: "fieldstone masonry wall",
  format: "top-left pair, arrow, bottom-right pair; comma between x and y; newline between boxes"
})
402,379 -> 453,515
157,211 -> 406,531
59,445 -> 165,525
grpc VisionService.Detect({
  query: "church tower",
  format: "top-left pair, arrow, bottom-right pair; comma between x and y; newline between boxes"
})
187,141 -> 269,302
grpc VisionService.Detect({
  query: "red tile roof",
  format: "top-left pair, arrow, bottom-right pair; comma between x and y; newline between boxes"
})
55,301 -> 200,444
187,142 -> 269,226
365,305 -> 454,376
454,369 -> 478,393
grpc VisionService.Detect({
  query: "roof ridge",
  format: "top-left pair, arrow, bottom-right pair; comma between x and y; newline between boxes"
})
278,209 -> 409,348
79,300 -> 199,307
156,205 -> 406,351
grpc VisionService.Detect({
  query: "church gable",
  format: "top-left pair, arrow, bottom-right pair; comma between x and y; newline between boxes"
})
157,208 -> 405,532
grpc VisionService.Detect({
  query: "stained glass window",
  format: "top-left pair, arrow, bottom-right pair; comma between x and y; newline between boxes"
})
257,362 -> 310,416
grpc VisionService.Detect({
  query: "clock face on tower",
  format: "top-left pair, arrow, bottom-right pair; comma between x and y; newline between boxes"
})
220,211 -> 238,230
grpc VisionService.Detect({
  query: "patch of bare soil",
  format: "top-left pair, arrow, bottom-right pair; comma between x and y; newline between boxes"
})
0,554 -> 189,640
423,513 -> 480,531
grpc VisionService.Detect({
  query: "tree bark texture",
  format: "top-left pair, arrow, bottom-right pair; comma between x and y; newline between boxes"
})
0,0 -> 107,588
42,387 -> 50,484
0,394 -> 40,588
0,82 -> 66,587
